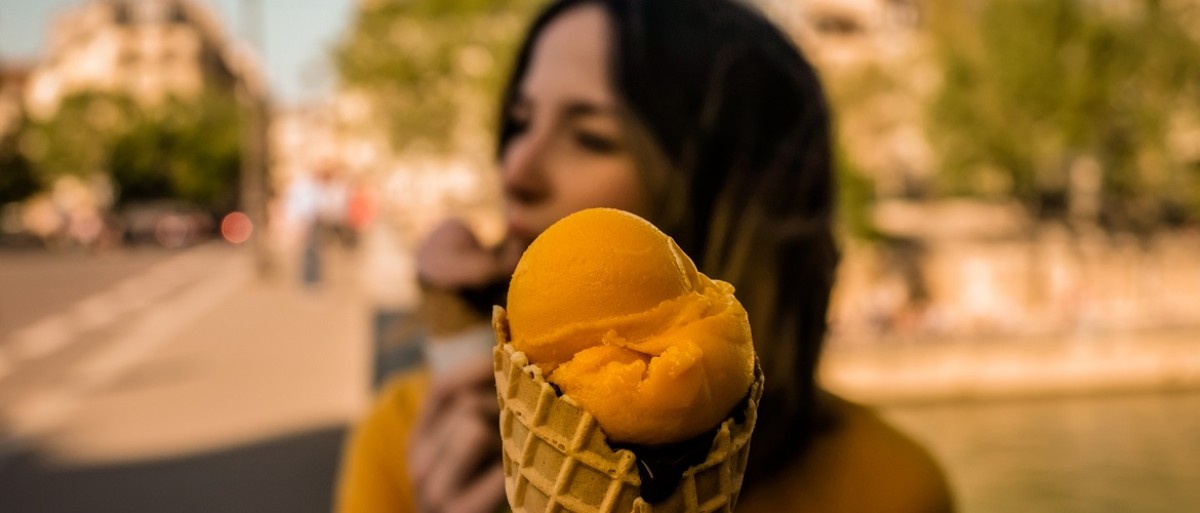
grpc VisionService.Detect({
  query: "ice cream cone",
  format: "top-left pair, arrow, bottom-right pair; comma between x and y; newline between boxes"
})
493,306 -> 764,513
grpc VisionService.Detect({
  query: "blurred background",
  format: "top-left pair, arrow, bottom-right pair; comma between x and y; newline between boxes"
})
1,0 -> 1198,511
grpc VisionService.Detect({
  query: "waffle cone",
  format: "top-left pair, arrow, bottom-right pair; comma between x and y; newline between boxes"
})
492,306 -> 763,513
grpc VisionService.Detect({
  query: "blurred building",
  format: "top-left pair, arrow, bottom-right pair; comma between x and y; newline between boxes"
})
758,0 -> 935,198
22,0 -> 249,120
0,62 -> 33,138
784,0 -> 922,68
2,0 -> 268,251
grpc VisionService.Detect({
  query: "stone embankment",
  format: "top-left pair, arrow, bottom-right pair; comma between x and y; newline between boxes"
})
825,203 -> 1200,404
822,328 -> 1200,404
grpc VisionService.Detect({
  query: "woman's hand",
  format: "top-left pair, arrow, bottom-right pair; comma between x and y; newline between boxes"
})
407,359 -> 506,513
416,219 -> 524,336
417,219 -> 522,291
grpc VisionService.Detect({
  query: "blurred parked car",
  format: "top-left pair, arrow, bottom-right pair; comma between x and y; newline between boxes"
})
119,201 -> 215,248
0,201 -> 45,248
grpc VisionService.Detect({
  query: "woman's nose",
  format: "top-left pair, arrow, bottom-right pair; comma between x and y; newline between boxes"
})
502,134 -> 551,205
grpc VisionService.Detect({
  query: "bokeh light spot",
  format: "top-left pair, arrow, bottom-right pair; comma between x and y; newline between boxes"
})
221,212 -> 253,244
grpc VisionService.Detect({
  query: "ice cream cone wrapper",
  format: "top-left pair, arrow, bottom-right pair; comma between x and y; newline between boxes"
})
493,306 -> 764,513
419,284 -> 490,337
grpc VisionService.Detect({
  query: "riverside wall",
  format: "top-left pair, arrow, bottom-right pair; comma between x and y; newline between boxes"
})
824,217 -> 1200,403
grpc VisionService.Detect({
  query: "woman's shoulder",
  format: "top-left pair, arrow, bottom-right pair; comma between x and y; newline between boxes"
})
370,370 -> 431,425
345,370 -> 431,455
738,393 -> 955,513
335,370 -> 431,513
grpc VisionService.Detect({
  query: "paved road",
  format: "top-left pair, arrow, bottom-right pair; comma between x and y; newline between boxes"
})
0,247 -> 181,340
0,242 -> 371,513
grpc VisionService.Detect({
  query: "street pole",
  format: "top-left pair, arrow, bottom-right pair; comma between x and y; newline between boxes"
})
238,0 -> 272,279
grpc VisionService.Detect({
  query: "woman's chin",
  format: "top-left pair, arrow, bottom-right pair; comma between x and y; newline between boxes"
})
505,217 -> 541,245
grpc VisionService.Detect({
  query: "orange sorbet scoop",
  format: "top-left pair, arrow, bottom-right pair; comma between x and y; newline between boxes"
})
506,208 -> 755,445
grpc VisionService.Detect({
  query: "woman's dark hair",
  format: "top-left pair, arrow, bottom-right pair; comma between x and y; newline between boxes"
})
498,0 -> 839,485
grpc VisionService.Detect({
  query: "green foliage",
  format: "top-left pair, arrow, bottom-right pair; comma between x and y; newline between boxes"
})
835,142 -> 880,240
926,0 -> 1200,229
108,90 -> 242,212
333,0 -> 545,154
822,61 -> 920,238
19,90 -> 242,213
0,116 -> 38,204
20,93 -> 140,187
0,154 -> 37,204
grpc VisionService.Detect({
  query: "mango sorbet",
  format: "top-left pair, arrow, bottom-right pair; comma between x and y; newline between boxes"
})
506,208 -> 755,445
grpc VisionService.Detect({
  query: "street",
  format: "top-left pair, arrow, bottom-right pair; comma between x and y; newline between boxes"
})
0,242 -> 370,513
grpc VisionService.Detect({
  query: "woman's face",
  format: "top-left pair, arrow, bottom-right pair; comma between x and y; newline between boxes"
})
501,5 -> 646,245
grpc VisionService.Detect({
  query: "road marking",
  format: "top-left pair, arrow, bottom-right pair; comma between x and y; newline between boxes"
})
4,252 -> 251,441
9,319 -> 73,360
6,389 -> 77,439
74,293 -> 125,332
1,243 -> 228,373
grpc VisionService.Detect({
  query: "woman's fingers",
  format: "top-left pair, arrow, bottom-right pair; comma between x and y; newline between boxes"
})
424,399 -> 496,507
446,462 -> 507,513
408,383 -> 504,513
418,219 -> 509,289
411,359 -> 495,452
408,400 -> 462,485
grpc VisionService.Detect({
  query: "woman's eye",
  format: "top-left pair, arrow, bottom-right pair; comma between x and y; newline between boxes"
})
507,104 -> 532,133
508,119 -> 528,135
574,131 -> 620,154
508,115 -> 530,134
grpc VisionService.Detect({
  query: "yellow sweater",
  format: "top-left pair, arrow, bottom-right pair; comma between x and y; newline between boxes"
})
335,371 -> 429,513
335,372 -> 954,513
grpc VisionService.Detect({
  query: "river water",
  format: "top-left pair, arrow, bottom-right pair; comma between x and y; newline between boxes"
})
881,391 -> 1200,512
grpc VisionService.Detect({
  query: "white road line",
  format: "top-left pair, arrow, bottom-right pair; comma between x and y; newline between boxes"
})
2,243 -> 228,373
9,319 -> 73,360
73,293 -> 127,332
5,389 -> 77,439
4,252 -> 252,441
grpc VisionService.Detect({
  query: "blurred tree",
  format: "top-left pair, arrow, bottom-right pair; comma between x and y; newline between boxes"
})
0,114 -> 38,204
19,90 -> 242,214
926,0 -> 1200,230
834,141 -> 881,240
333,0 -> 544,155
19,93 -> 139,189
108,90 -> 242,213
823,60 -> 934,240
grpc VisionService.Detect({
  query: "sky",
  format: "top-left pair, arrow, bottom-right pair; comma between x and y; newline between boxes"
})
0,0 -> 354,106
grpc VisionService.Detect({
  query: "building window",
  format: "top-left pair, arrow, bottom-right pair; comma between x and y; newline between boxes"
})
885,0 -> 921,29
170,2 -> 189,24
114,2 -> 133,25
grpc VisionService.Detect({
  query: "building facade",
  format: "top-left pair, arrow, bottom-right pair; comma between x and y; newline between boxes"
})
23,0 -> 253,120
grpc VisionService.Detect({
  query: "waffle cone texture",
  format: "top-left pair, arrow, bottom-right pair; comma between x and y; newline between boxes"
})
493,306 -> 764,513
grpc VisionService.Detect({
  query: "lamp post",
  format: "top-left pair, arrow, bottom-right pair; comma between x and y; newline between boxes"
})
238,0 -> 272,278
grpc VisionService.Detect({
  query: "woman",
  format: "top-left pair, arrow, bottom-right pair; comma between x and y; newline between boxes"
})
336,1 -> 954,512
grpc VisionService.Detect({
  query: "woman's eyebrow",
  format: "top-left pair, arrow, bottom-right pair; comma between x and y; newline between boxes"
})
510,92 -> 616,120
563,101 -> 617,120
